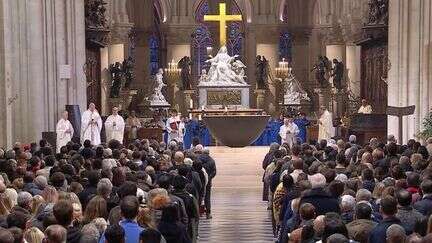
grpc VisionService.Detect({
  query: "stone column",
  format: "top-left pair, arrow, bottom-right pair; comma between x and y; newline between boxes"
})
345,45 -> 361,97
323,26 -> 346,117
388,0 -> 432,142
1,0 -> 86,146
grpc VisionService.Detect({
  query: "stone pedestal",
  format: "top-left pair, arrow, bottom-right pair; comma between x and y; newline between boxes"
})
254,89 -> 266,110
332,90 -> 348,118
108,89 -> 138,111
198,85 -> 251,109
183,90 -> 196,112
314,88 -> 333,111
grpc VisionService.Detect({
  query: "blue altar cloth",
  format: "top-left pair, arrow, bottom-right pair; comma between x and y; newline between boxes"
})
183,119 -> 284,147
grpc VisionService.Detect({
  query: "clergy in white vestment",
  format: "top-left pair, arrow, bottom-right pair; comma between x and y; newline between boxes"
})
357,99 -> 373,114
105,106 -> 126,144
318,106 -> 335,141
166,109 -> 181,143
279,117 -> 300,148
81,103 -> 102,145
56,111 -> 74,153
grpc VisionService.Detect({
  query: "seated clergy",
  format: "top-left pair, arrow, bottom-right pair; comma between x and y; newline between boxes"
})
358,99 -> 373,114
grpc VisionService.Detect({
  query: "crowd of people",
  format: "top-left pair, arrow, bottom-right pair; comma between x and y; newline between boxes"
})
263,135 -> 432,243
0,136 -> 216,243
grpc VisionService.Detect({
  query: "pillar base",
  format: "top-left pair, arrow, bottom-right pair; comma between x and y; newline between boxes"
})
254,89 -> 266,110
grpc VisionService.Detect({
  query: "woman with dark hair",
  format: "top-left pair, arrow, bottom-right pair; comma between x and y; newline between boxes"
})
157,204 -> 191,243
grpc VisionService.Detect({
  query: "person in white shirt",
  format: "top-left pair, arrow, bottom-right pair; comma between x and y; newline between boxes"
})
105,106 -> 125,144
56,111 -> 74,153
81,103 -> 102,145
358,99 -> 373,114
318,106 -> 335,141
279,117 -> 300,148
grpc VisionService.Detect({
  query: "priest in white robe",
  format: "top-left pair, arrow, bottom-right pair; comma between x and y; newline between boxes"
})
105,106 -> 125,144
358,99 -> 373,114
56,111 -> 74,153
166,109 -> 181,143
279,117 -> 300,148
81,103 -> 102,145
318,106 -> 335,141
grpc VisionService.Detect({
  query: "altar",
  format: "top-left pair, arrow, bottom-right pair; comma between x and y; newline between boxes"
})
198,85 -> 251,108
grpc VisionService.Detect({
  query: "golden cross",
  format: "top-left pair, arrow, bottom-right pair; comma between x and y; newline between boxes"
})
204,3 -> 242,46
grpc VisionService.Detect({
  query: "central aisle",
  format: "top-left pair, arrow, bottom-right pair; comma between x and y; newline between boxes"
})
198,146 -> 275,243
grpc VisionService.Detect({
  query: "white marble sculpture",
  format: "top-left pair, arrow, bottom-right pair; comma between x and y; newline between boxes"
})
199,46 -> 247,86
284,69 -> 310,105
149,68 -> 170,106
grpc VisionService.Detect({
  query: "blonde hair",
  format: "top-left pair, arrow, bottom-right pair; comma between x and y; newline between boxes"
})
137,207 -> 156,229
24,227 -> 45,243
31,195 -> 45,216
0,192 -> 13,216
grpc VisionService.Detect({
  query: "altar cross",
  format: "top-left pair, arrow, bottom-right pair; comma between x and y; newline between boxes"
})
204,3 -> 242,46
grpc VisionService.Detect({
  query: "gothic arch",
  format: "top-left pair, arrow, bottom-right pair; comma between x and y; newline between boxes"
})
192,0 -> 253,23
278,0 -> 317,25
155,0 -> 170,23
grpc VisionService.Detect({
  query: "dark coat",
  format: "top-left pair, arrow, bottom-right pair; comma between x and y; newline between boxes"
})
299,188 -> 340,216
413,194 -> 432,216
158,221 -> 191,243
198,154 -> 216,179
368,216 -> 401,243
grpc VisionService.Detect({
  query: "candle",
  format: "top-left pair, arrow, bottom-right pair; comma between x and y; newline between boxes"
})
189,99 -> 193,109
189,113 -> 192,120
201,105 -> 205,111
225,107 -> 228,113
198,114 -> 202,120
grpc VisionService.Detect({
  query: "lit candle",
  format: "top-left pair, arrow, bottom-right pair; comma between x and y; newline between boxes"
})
189,99 -> 193,109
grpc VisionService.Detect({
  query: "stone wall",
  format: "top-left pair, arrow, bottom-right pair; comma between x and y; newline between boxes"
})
0,0 -> 87,147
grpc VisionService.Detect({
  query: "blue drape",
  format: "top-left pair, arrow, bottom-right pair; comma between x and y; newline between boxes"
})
183,119 -> 284,147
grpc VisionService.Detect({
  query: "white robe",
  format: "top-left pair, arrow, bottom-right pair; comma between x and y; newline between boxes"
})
81,110 -> 102,145
105,114 -> 125,144
279,123 -> 300,147
56,118 -> 74,153
358,105 -> 373,114
166,116 -> 181,143
318,110 -> 335,141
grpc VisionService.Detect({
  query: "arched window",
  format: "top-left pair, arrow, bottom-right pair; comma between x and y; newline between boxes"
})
192,1 -> 213,79
150,1 -> 162,75
192,0 -> 244,80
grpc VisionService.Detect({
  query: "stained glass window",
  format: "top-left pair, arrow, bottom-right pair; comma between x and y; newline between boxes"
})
149,34 -> 160,75
279,31 -> 293,63
192,1 -> 244,79
192,1 -> 213,78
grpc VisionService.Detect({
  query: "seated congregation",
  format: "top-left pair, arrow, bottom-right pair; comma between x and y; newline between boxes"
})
263,136 -> 432,243
0,138 -> 216,243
